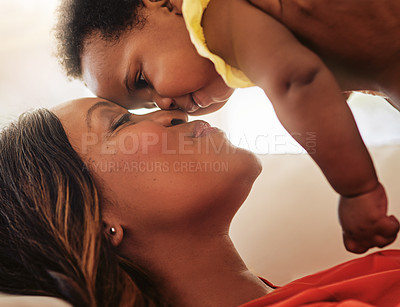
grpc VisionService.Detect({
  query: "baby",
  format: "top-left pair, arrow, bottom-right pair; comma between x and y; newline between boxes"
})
55,0 -> 400,253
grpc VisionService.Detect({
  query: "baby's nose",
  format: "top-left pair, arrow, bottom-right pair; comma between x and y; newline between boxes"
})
154,96 -> 178,110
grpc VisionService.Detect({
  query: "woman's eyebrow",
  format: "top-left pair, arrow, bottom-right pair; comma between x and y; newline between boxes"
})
86,101 -> 116,130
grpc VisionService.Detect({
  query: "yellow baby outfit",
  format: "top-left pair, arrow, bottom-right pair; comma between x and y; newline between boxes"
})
182,0 -> 254,88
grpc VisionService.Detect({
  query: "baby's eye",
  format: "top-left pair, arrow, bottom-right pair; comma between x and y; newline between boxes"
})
110,113 -> 132,131
136,72 -> 148,89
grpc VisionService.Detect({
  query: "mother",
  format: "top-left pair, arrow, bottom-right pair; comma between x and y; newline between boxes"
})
0,98 -> 266,306
0,98 -> 399,306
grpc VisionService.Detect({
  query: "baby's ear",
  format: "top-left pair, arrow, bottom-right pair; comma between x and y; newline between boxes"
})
142,0 -> 175,12
142,0 -> 166,8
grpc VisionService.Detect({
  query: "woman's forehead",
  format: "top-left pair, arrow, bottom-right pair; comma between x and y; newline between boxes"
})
52,98 -> 116,131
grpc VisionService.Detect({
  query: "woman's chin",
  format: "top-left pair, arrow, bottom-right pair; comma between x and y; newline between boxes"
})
222,142 -> 262,187
238,147 -> 262,183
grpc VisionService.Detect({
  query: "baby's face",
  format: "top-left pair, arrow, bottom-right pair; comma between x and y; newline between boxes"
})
81,0 -> 234,115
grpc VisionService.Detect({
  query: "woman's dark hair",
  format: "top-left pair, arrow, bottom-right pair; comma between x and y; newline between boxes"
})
0,109 -> 167,306
55,0 -> 145,80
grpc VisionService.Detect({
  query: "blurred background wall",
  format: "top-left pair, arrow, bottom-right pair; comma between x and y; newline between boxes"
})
0,0 -> 92,121
232,145 -> 400,285
1,0 -> 400,286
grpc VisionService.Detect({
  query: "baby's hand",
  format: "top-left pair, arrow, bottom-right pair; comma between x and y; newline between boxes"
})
339,183 -> 399,254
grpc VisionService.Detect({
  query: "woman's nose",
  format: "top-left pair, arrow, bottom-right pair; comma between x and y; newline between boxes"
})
137,110 -> 188,126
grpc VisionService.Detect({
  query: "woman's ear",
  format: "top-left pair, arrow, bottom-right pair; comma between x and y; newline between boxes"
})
102,218 -> 124,248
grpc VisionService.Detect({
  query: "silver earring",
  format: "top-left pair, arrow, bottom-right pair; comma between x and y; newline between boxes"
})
110,227 -> 116,235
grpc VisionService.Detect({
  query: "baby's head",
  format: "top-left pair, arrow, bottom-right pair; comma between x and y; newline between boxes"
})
56,0 -> 234,115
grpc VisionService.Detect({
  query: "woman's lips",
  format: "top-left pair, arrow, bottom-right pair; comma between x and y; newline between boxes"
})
192,121 -> 218,138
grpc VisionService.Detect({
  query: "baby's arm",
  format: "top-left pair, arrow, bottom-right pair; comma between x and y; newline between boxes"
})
203,0 -> 399,252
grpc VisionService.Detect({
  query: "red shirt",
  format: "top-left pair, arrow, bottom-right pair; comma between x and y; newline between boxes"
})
241,250 -> 400,307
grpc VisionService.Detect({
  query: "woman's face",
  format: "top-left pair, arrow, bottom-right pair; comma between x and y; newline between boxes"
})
53,98 -> 261,239
81,0 -> 234,115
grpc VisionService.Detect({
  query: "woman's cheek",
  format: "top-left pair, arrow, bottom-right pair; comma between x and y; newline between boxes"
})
114,130 -> 165,156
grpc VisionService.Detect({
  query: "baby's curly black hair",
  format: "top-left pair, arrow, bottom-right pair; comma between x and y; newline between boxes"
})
55,0 -> 146,80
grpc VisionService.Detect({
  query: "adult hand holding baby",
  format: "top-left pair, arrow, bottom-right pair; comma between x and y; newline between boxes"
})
339,183 -> 400,254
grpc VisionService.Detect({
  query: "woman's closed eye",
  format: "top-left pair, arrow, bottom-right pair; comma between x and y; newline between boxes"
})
110,113 -> 132,131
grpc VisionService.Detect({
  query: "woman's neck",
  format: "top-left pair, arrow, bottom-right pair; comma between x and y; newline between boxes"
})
129,231 -> 270,307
